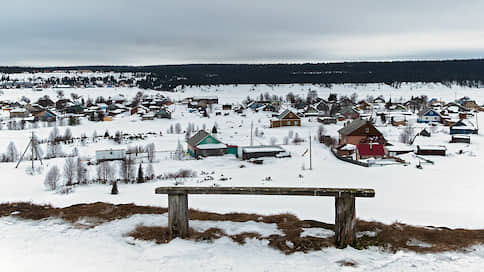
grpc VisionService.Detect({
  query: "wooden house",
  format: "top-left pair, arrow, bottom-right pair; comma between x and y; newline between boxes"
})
155,108 -> 172,119
270,109 -> 301,128
449,119 -> 478,135
187,130 -> 227,157
33,109 -> 57,122
417,108 -> 442,123
339,106 -> 360,120
416,145 -> 446,156
338,118 -> 385,146
356,143 -> 385,160
9,108 -> 29,118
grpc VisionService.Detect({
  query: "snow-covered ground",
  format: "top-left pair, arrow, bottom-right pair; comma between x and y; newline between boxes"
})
1,81 -> 484,271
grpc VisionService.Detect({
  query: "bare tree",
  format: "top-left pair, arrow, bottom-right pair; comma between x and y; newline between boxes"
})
399,124 -> 415,144
76,157 -> 88,184
63,157 -> 76,186
175,123 -> 182,134
146,143 -> 156,163
174,139 -> 185,160
44,166 -> 61,191
97,162 -> 115,184
119,157 -> 135,183
146,163 -> 155,180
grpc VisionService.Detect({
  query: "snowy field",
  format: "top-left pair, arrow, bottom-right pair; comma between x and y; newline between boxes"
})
1,82 -> 484,271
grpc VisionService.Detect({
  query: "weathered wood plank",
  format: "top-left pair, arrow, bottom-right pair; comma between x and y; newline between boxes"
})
168,193 -> 189,239
334,193 -> 356,248
156,187 -> 375,198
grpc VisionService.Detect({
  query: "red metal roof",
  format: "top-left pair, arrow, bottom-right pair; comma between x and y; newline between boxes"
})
356,143 -> 385,157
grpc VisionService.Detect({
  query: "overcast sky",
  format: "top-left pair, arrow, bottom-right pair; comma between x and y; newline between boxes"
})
1,0 -> 484,66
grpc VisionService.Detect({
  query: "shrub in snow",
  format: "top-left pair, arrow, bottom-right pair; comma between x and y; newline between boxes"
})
44,166 -> 61,191
212,125 -> 217,134
136,164 -> 145,184
111,181 -> 119,195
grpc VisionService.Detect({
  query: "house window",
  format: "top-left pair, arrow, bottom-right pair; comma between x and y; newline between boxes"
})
365,127 -> 369,134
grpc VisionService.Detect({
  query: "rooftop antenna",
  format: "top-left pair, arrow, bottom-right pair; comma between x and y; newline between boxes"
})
16,131 -> 43,170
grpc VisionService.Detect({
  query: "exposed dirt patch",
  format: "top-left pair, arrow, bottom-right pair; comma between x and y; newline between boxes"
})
3,202 -> 484,254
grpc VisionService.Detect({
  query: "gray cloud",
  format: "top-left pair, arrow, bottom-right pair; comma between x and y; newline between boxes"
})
1,0 -> 484,65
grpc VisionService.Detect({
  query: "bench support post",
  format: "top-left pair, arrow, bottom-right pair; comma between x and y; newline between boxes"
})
168,193 -> 189,239
334,193 -> 356,248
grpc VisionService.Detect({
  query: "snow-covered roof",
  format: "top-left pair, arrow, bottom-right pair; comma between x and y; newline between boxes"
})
242,146 -> 285,153
196,143 -> 227,150
417,145 -> 447,151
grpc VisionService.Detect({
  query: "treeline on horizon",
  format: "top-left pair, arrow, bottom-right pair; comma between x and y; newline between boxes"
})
1,59 -> 484,90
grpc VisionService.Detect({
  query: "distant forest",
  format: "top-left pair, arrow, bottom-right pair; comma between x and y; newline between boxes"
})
2,59 -> 484,91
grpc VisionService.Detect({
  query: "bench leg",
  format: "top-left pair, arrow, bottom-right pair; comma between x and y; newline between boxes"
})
334,193 -> 356,248
168,193 -> 189,239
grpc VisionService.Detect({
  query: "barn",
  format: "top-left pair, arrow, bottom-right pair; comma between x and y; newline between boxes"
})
187,130 -> 227,157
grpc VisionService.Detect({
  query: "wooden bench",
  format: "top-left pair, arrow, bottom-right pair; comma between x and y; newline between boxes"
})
155,186 -> 375,248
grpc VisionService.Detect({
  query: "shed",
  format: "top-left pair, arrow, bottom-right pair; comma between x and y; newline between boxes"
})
238,145 -> 287,160
96,149 -> 126,162
416,145 -> 446,156
450,135 -> 471,144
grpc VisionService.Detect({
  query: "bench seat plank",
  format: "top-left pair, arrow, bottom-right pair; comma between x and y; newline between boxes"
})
155,186 -> 375,198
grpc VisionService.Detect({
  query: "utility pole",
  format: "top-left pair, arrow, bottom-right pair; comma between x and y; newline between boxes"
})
309,131 -> 312,170
16,131 -> 43,169
250,121 -> 253,146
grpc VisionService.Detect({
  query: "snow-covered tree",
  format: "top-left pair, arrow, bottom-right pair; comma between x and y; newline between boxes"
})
5,141 -> 18,162
44,166 -> 61,191
63,157 -> 76,186
146,163 -> 155,180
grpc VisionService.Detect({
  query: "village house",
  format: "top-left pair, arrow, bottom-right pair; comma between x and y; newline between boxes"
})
270,109 -> 301,128
33,109 -> 57,122
339,106 -> 360,120
187,130 -> 228,157
417,108 -> 442,123
449,119 -> 478,135
355,143 -> 385,160
338,118 -> 385,146
9,108 -> 29,118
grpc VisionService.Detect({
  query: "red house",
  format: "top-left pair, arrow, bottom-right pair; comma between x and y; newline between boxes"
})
356,143 -> 385,160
